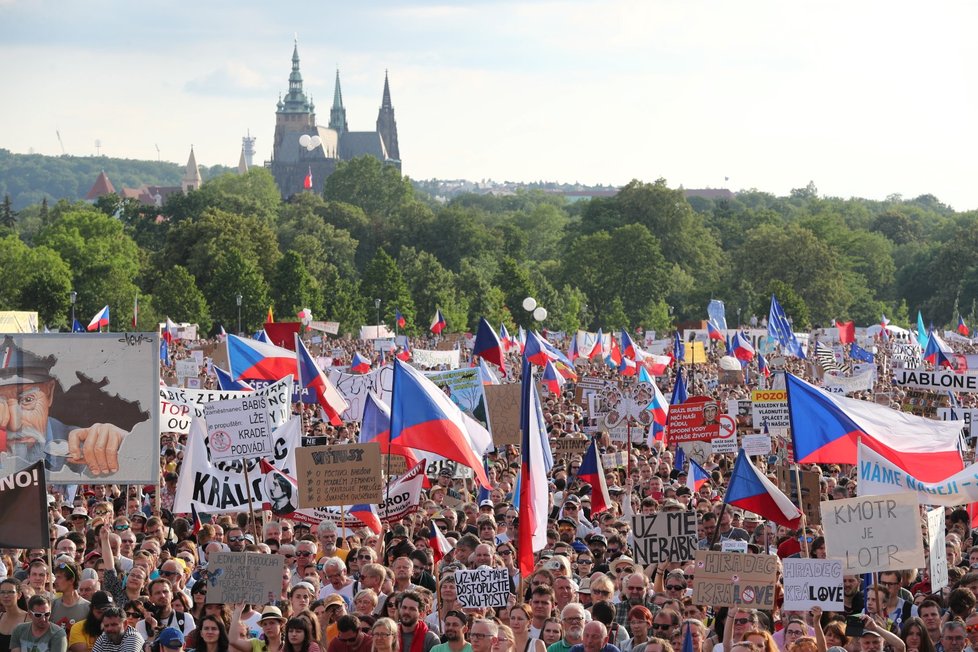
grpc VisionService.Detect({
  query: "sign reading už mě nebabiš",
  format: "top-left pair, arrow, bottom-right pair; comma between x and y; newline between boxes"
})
821,493 -> 924,574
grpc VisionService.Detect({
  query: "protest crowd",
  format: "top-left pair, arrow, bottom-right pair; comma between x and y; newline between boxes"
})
4,306 -> 978,652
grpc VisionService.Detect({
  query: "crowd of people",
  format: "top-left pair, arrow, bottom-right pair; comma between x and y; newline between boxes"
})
2,325 -> 976,652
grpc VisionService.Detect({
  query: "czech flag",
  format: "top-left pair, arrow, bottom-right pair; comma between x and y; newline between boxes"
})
214,366 -> 255,391
430,309 -> 447,334
87,305 -> 110,331
621,329 -> 638,359
606,336 -> 622,367
396,340 -> 412,361
359,392 -> 426,481
646,378 -> 669,427
477,357 -> 501,386
618,356 -> 637,376
707,320 -> 725,342
589,329 -> 605,360
959,316 -> 971,337
396,309 -> 406,329
499,323 -> 513,351
542,360 -> 566,395
732,331 -> 755,362
303,166 -> 313,190
524,330 -> 574,368
389,358 -> 491,488
577,438 -> 611,515
881,314 -> 890,330
687,458 -> 710,493
641,354 -> 671,377
347,503 -> 382,534
218,325 -> 227,340
254,329 -> 270,343
350,352 -> 372,374
132,296 -> 139,329
835,320 -> 855,344
473,317 -> 506,375
786,372 -> 964,482
567,334 -> 580,361
518,360 -> 554,576
190,503 -> 202,536
724,449 -> 802,528
295,334 -> 349,425
923,329 -> 955,368
227,334 -> 297,381
430,521 -> 453,565
757,353 -> 771,378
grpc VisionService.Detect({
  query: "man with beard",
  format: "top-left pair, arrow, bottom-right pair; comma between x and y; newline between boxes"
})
548,604 -> 586,652
69,591 -> 112,652
92,607 -> 144,652
328,615 -> 372,652
431,611 -> 471,652
0,337 -> 128,475
397,591 -> 440,652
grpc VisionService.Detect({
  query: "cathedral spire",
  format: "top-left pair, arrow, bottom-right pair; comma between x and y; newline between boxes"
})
182,146 -> 202,193
329,69 -> 348,134
376,70 -> 400,162
381,69 -> 393,109
279,39 -> 311,114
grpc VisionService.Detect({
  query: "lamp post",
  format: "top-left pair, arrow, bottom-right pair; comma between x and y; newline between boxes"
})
737,307 -> 742,328
375,298 -> 381,332
236,294 -> 243,335
70,291 -> 77,330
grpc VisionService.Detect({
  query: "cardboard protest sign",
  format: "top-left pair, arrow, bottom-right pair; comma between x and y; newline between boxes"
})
552,438 -> 589,461
667,398 -> 721,443
821,493 -> 924,573
204,552 -> 284,605
0,333 -> 158,483
484,383 -> 522,446
203,395 -> 272,463
927,508 -> 949,592
0,461 -> 48,548
751,389 -> 790,431
782,559 -> 844,611
631,512 -> 697,565
774,467 -> 822,526
455,568 -> 511,608
295,443 -> 382,508
691,551 -> 779,609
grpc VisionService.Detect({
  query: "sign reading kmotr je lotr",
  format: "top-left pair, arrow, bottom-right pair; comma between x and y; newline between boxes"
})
821,493 -> 924,574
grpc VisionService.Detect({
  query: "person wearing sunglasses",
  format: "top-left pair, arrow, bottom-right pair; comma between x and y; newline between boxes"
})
10,594 -> 67,652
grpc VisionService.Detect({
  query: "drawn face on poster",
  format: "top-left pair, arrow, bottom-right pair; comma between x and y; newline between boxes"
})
264,472 -> 297,516
0,334 -> 157,482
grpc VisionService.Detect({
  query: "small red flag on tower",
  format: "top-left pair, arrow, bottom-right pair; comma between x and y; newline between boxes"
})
303,166 -> 312,190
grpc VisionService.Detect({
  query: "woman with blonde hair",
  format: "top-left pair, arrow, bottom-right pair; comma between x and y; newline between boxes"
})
370,618 -> 398,652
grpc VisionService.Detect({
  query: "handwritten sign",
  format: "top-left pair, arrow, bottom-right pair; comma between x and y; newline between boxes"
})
631,512 -> 697,565
484,383 -> 522,446
782,559 -> 844,611
927,508 -> 949,592
204,552 -> 284,605
203,395 -> 272,463
667,398 -> 721,443
455,568 -> 511,608
821,493 -> 924,574
295,443 -> 382,507
552,438 -> 589,461
692,551 -> 779,609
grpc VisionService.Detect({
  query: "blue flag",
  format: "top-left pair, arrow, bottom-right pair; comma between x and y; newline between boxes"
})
673,445 -> 686,472
160,339 -> 169,366
850,342 -> 874,363
917,311 -> 928,348
72,319 -> 85,333
768,295 -> 806,359
673,332 -> 685,362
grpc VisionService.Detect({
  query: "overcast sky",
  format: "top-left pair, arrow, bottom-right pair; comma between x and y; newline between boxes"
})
2,1 -> 976,209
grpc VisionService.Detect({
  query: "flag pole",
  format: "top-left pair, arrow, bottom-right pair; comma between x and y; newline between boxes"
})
241,459 -> 261,542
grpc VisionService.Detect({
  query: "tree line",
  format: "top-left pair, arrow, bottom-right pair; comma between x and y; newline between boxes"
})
1,156 -> 976,337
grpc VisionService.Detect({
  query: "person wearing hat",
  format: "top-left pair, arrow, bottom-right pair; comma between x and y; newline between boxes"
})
69,590 -> 113,652
436,467 -> 462,501
0,336 -> 130,475
230,605 -> 286,652
155,627 -> 186,652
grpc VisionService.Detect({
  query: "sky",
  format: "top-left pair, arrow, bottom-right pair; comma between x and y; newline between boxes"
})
1,1 -> 977,209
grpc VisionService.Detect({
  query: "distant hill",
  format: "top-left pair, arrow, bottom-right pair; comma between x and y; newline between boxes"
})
0,149 -> 233,209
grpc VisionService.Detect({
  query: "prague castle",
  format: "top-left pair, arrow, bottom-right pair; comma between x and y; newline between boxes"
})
268,41 -> 401,198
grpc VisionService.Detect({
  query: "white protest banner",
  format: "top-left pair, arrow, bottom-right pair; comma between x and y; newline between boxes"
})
631,512 -> 698,565
203,395 -> 272,463
927,508 -> 949,591
455,568 -> 511,608
742,434 -> 772,456
821,493 -> 924,573
190,350 -> 205,365
937,407 -> 978,440
173,416 -> 302,513
823,367 -> 876,395
204,552 -> 284,605
328,365 -> 394,422
412,348 -> 461,369
751,389 -> 790,432
378,459 -> 427,523
892,369 -> 978,393
159,376 -> 293,434
856,441 -> 974,507
782,559 -> 844,611
603,451 -> 629,468
309,321 -> 340,335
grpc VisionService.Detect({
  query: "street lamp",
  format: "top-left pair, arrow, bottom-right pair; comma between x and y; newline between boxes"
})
70,291 -> 77,330
737,307 -> 742,328
375,299 -> 381,333
236,294 -> 243,335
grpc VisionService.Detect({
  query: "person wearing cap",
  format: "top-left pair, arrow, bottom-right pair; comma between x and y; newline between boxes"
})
91,606 -> 143,652
10,594 -> 67,652
436,468 -> 462,502
854,613 -> 906,652
0,336 -> 129,475
69,590 -> 113,652
156,627 -> 187,652
231,605 -> 286,652
429,610 -> 470,652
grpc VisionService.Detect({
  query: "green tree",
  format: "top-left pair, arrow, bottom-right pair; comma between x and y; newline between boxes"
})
1,193 -> 16,229
153,265 -> 212,332
19,245 -> 72,328
206,250 -> 270,334
360,248 -> 415,331
496,258 -> 538,329
324,277 -> 367,335
323,156 -> 413,218
271,251 -> 324,319
399,247 -> 464,329
603,297 -> 629,331
277,194 -> 359,282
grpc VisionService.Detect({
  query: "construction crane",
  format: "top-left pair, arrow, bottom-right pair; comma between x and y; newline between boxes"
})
56,129 -> 66,155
